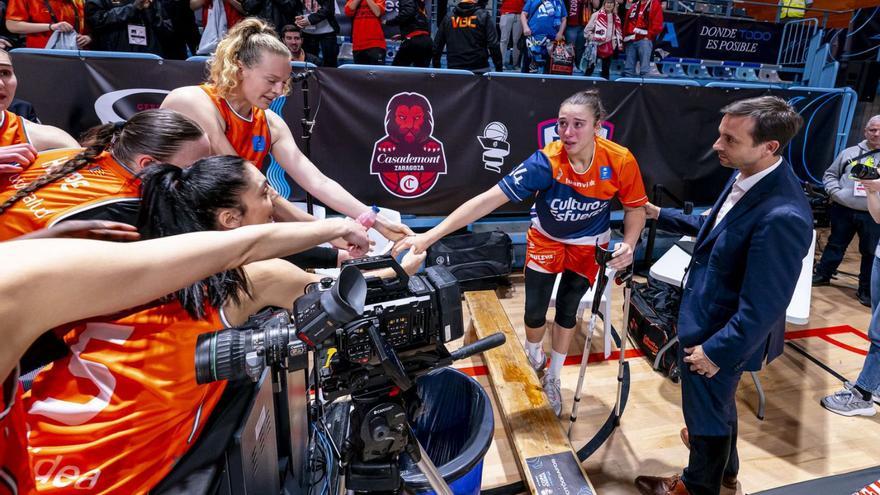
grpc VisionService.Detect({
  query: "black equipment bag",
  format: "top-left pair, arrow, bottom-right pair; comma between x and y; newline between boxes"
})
628,276 -> 682,382
426,231 -> 513,291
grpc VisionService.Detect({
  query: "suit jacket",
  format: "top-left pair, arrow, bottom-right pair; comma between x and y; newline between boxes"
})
658,161 -> 812,373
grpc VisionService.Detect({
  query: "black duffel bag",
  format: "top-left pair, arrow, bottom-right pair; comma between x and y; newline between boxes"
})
427,231 -> 513,291
628,276 -> 682,382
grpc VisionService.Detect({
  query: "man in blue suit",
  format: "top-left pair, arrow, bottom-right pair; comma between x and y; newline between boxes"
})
634,96 -> 813,495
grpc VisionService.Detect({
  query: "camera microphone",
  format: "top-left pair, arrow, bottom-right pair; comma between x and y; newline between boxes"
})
290,70 -> 313,83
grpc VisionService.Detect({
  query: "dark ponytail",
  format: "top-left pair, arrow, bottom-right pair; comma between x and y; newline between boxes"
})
137,156 -> 252,320
0,109 -> 204,217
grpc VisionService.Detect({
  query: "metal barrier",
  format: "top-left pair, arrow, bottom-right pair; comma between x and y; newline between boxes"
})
10,48 -> 162,60
778,18 -> 819,66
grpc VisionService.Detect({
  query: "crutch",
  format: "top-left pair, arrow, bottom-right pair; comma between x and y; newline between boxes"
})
568,242 -> 615,437
612,265 -> 634,424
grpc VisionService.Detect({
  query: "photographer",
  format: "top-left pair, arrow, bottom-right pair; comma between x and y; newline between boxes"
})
821,173 -> 880,417
813,115 -> 880,307
0,221 -> 373,494
23,156 -> 421,494
395,90 -> 647,416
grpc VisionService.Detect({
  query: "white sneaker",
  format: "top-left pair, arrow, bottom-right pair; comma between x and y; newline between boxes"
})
821,387 -> 877,417
541,374 -> 562,416
527,348 -> 548,372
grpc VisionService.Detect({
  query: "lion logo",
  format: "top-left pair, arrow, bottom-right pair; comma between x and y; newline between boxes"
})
370,92 -> 447,198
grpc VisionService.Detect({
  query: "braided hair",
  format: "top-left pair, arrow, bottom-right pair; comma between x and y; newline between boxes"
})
137,156 -> 253,320
0,109 -> 205,216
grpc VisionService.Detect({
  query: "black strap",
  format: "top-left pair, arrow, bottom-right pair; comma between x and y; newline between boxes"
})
42,0 -> 81,33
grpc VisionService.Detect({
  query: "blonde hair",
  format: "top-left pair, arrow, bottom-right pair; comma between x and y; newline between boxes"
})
207,18 -> 291,99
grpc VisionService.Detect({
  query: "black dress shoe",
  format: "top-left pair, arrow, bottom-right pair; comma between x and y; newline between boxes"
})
812,274 -> 831,286
634,474 -> 690,495
858,291 -> 872,308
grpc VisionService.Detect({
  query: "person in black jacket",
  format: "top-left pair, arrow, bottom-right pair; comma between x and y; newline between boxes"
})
157,0 -> 199,59
432,0 -> 502,73
385,0 -> 431,67
85,0 -> 172,55
243,0 -> 296,33
295,0 -> 339,67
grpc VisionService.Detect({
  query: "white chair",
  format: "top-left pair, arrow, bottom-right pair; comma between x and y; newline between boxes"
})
548,270 -> 615,358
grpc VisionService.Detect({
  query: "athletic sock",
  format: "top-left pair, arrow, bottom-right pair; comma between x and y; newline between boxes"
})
855,384 -> 873,402
548,350 -> 566,379
525,339 -> 543,362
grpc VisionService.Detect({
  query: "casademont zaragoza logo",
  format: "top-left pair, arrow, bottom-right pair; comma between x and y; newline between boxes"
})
370,92 -> 447,198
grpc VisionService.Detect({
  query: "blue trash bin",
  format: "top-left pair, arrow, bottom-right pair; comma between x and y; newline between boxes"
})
400,368 -> 494,495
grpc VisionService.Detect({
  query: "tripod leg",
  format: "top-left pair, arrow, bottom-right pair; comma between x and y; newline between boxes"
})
568,313 -> 596,437
406,426 -> 453,495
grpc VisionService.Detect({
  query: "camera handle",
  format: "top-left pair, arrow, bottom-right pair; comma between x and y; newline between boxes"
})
342,254 -> 411,286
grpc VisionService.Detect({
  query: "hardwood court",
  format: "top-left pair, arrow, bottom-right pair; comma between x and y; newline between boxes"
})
449,233 -> 880,494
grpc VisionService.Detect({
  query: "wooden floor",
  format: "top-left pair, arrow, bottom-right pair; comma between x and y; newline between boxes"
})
447,230 -> 880,494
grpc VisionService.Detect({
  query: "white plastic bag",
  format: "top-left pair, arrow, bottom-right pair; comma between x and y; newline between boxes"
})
45,31 -> 78,50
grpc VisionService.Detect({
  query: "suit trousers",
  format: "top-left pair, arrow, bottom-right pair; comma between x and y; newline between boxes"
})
678,348 -> 741,495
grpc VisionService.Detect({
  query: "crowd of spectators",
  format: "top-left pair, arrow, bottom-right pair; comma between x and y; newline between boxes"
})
0,0 -> 666,75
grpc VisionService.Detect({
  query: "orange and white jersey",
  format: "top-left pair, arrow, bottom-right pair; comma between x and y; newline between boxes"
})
1,366 -> 33,495
498,137 -> 648,245
0,110 -> 29,147
0,149 -> 140,240
200,84 -> 272,171
23,302 -> 230,494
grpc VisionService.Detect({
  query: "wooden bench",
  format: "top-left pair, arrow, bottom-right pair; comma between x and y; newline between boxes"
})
464,290 -> 596,494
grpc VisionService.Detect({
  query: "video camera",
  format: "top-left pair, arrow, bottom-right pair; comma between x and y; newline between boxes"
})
190,255 -> 504,495
194,256 -> 465,390
849,151 -> 879,181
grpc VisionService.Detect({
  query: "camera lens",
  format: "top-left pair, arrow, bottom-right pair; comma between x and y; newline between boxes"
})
194,329 -> 248,384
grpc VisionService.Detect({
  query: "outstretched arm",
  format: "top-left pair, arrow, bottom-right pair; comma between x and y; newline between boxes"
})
0,218 -> 369,378
393,185 -> 510,255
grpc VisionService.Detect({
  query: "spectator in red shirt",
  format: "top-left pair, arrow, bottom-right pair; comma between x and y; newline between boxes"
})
345,0 -> 386,64
499,0 -> 524,69
622,0 -> 661,77
5,0 -> 91,49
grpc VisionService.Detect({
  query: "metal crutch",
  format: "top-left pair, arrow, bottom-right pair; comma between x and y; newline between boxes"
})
568,243 -> 614,437
613,265 -> 634,424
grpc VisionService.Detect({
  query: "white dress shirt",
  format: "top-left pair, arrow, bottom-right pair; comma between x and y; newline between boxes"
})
712,158 -> 782,230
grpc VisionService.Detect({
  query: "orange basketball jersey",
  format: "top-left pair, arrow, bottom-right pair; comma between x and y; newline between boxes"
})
0,149 -> 140,240
0,110 -> 29,147
24,302 -> 229,494
1,366 -> 33,495
200,84 -> 272,170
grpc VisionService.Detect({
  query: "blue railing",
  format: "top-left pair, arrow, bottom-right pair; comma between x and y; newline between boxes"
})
11,48 -> 162,60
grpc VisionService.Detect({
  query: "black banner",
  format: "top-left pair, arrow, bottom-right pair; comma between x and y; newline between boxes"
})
12,53 -> 844,215
658,13 -> 783,65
